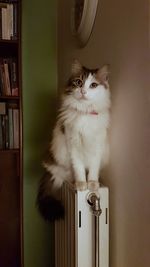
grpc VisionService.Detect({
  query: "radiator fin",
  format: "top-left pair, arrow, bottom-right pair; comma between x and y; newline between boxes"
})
55,182 -> 109,267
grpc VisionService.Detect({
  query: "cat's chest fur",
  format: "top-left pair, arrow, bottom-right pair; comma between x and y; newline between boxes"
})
64,112 -> 109,144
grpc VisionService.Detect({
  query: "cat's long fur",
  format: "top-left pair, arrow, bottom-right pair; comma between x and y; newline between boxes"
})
37,60 -> 111,221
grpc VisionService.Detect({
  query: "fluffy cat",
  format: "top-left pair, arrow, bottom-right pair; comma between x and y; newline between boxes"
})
37,60 -> 111,221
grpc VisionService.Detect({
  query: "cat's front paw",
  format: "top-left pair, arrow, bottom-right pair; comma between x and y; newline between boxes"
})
88,181 -> 99,191
75,181 -> 87,191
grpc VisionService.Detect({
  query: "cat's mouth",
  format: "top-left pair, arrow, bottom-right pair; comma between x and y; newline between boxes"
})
80,95 -> 88,100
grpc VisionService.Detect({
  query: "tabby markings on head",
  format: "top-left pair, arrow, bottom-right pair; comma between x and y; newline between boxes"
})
65,65 -> 109,94
65,67 -> 97,94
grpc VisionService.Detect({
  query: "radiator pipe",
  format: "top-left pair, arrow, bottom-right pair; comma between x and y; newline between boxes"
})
95,215 -> 99,267
87,192 -> 102,267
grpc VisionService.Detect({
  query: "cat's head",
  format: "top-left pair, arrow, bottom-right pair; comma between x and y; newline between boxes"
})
64,60 -> 110,111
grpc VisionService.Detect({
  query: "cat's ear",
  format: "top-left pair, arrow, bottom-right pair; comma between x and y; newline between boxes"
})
71,59 -> 82,75
97,64 -> 110,83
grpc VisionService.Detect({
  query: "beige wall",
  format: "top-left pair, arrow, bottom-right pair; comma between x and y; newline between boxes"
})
58,0 -> 150,266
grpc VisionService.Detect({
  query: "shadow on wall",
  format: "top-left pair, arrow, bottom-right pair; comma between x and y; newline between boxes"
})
23,87 -> 57,267
24,90 -> 58,179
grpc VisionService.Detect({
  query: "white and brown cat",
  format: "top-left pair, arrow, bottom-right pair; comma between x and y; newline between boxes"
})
37,60 -> 111,221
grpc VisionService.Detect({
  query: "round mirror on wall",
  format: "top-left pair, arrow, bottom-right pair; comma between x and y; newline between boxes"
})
71,0 -> 99,47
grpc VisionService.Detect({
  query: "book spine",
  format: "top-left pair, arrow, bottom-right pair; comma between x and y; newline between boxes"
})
0,115 -> 3,149
13,108 -> 19,149
3,59 -> 11,95
2,6 -> 7,40
5,114 -> 9,148
5,4 -> 10,40
0,8 -> 2,40
13,3 -> 17,40
0,65 -> 3,96
8,108 -> 13,148
1,115 -> 6,148
6,3 -> 10,40
0,102 -> 6,114
9,4 -> 13,39
0,101 -> 7,149
0,60 -> 7,95
11,59 -> 18,96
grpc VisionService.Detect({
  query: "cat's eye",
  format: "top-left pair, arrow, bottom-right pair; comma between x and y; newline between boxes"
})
90,82 -> 99,88
75,79 -> 83,87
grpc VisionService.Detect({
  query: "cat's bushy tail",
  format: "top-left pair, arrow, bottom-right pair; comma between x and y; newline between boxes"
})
36,170 -> 65,221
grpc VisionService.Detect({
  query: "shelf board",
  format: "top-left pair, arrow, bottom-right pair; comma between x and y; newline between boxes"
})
0,39 -> 18,44
0,149 -> 19,154
0,40 -> 18,56
0,1 -> 19,4
0,96 -> 19,100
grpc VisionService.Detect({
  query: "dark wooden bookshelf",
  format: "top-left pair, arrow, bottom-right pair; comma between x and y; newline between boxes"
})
0,41 -> 18,56
0,39 -> 18,44
0,96 -> 20,100
0,148 -> 19,153
0,0 -> 23,267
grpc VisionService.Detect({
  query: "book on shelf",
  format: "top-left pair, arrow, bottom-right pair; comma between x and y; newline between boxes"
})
0,115 -> 3,148
0,101 -> 6,113
8,107 -> 13,148
0,102 -> 19,149
0,101 -> 6,149
13,107 -> 19,148
3,58 -> 11,95
0,102 -> 6,148
10,58 -> 18,96
0,57 -> 18,96
0,1 -> 17,40
0,115 -> 4,148
0,59 -> 6,95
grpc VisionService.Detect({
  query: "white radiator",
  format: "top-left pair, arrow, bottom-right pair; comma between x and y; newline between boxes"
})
55,182 -> 109,267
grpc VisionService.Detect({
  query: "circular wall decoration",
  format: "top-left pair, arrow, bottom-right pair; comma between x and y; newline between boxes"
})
71,0 -> 99,47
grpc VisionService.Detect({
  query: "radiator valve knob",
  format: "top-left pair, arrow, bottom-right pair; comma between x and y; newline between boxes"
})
87,192 -> 102,217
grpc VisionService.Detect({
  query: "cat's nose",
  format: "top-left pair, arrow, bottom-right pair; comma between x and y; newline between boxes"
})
81,88 -> 87,95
